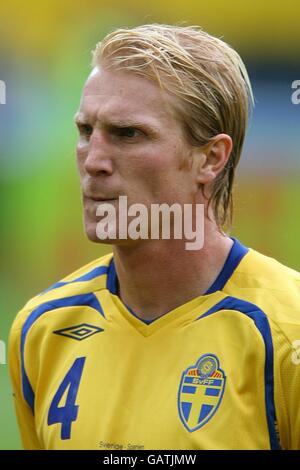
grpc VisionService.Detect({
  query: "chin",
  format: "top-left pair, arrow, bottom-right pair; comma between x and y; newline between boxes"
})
84,222 -> 103,243
84,223 -> 141,247
84,222 -> 119,245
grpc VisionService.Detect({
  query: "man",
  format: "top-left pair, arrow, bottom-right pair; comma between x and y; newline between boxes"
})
9,24 -> 300,450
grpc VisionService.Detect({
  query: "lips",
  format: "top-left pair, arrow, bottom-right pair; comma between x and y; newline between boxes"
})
83,194 -> 117,202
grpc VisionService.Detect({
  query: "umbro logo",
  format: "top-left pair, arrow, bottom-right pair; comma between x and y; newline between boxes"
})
53,323 -> 104,341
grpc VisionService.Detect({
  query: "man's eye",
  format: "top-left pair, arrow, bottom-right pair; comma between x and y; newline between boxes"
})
78,124 -> 93,136
115,127 -> 140,138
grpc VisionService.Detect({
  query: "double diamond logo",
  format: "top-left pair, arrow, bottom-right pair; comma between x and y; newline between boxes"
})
53,323 -> 104,341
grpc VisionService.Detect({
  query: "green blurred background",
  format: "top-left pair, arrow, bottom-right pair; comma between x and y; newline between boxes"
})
0,0 -> 300,449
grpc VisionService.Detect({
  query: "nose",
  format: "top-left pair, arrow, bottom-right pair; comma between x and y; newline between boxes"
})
83,129 -> 114,176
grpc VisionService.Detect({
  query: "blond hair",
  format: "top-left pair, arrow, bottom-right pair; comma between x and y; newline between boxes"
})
92,24 -> 254,227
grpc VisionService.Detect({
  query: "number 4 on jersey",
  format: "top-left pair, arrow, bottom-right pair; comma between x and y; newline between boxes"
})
48,357 -> 86,439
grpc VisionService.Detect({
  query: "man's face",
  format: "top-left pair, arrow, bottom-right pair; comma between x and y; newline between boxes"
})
75,65 -> 199,243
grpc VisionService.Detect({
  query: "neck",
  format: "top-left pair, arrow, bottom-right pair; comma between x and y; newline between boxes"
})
111,221 -> 233,321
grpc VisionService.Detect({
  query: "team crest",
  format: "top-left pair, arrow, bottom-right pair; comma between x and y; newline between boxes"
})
178,354 -> 226,432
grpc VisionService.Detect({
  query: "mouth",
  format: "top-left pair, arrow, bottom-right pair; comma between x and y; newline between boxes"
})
84,194 -> 117,203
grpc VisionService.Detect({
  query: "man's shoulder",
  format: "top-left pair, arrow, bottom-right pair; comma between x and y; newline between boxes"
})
11,253 -> 113,331
239,247 -> 300,295
226,246 -> 300,333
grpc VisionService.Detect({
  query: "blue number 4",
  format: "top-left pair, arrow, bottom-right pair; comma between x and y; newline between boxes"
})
48,357 -> 86,440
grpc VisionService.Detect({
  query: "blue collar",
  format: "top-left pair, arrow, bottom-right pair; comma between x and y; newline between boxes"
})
106,237 -> 249,323
204,237 -> 249,294
106,256 -> 118,295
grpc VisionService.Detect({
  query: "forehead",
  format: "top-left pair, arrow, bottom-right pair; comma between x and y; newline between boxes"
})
77,66 -> 178,126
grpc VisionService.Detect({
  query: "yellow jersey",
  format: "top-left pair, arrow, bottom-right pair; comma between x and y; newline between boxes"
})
8,239 -> 300,449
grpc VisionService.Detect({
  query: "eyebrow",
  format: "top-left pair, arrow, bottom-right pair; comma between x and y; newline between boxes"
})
74,112 -> 88,124
74,112 -> 159,134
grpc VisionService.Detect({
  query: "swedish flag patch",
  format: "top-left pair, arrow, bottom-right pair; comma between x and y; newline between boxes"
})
178,354 -> 226,432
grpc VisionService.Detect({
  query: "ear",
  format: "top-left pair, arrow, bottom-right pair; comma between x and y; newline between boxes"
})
192,134 -> 233,185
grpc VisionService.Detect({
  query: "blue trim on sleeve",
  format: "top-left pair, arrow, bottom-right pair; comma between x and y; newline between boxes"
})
21,293 -> 105,414
197,296 -> 281,450
205,238 -> 248,294
42,266 -> 109,294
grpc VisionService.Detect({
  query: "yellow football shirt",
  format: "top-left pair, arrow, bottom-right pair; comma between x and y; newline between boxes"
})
8,239 -> 300,449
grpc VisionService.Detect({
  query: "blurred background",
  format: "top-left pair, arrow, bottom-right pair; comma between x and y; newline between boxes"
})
0,0 -> 299,449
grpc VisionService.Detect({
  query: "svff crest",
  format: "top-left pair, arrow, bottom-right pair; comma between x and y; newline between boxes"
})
178,354 -> 226,432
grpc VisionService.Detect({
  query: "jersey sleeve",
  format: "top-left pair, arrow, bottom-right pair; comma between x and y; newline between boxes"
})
8,312 -> 42,450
